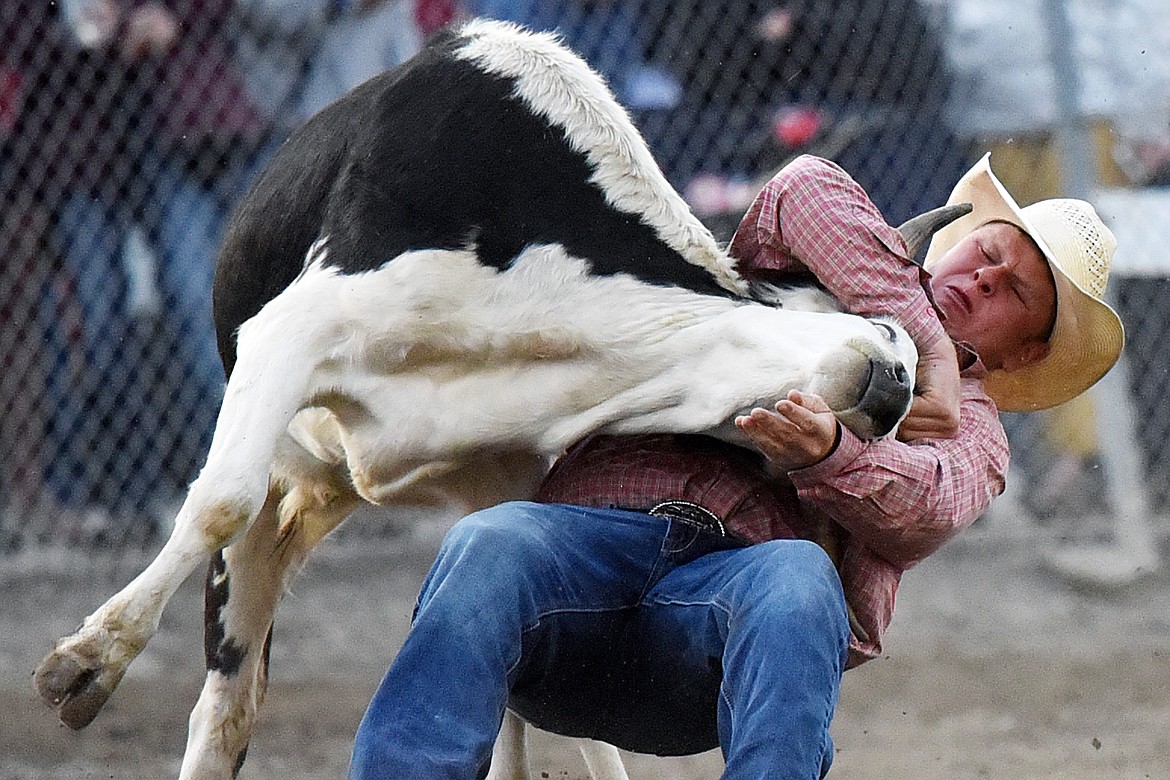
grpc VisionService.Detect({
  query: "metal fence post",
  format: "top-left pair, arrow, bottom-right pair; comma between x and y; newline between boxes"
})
1039,0 -> 1161,586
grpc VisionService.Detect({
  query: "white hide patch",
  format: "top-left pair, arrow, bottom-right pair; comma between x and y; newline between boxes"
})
454,19 -> 744,295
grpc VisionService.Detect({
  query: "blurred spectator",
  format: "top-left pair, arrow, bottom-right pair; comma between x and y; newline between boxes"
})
415,0 -> 463,35
0,165 -> 61,548
0,5 -> 83,543
233,0 -> 424,137
1,1 -> 267,540
634,0 -> 968,228
466,1 -> 680,112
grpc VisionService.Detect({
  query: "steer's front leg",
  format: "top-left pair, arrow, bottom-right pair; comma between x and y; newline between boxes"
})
32,465 -> 273,729
34,289 -> 329,729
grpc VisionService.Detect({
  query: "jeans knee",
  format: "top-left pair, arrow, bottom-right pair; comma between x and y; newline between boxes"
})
417,502 -> 575,637
785,539 -> 839,582
746,540 -> 847,629
424,502 -> 554,600
439,502 -> 547,563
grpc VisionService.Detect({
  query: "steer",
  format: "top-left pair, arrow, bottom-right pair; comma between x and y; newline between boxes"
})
34,19 -> 963,780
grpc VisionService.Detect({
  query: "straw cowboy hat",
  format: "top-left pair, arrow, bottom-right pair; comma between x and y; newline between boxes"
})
923,153 -> 1125,412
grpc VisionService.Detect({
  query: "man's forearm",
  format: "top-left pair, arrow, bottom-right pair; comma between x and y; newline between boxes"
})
788,383 -> 1008,569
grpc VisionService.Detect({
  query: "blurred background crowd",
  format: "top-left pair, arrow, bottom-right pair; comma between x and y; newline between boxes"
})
0,0 -> 1167,574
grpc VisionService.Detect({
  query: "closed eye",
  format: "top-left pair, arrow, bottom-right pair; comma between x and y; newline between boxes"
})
873,322 -> 898,342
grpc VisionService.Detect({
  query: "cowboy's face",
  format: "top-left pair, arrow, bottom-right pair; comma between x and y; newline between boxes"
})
928,221 -> 1057,372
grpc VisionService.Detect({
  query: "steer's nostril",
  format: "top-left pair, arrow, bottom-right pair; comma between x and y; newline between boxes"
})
882,364 -> 910,387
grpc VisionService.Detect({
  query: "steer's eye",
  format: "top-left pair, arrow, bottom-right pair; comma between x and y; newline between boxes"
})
873,322 -> 897,342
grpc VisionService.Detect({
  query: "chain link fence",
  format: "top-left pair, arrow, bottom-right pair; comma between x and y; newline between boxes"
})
1,1 -> 1167,563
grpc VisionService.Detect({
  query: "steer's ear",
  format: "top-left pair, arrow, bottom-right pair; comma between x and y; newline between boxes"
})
897,203 -> 973,266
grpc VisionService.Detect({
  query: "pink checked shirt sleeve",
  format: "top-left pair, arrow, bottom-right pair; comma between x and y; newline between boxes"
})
789,380 -> 1008,569
729,154 -> 1008,568
789,379 -> 1008,666
729,155 -> 950,353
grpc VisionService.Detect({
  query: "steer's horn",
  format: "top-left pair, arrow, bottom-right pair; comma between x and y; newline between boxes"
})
897,203 -> 974,265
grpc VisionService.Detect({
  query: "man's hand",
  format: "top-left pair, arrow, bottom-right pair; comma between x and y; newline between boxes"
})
736,390 -> 839,472
898,338 -> 961,441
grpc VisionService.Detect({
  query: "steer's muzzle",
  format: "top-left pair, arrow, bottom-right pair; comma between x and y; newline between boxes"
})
807,320 -> 918,440
850,356 -> 914,439
827,353 -> 915,440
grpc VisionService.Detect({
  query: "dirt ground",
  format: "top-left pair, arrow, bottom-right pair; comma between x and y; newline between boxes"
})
3,508 -> 1168,780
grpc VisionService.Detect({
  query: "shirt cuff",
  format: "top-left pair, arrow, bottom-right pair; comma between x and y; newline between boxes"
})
788,422 -> 866,487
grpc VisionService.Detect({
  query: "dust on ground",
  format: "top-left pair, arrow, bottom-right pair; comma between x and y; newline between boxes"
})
3,509 -> 1168,780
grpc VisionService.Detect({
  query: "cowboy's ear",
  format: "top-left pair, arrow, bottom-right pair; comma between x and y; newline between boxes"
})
1003,340 -> 1051,372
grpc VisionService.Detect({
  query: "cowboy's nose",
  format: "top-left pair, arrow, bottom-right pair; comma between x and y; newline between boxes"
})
974,267 -> 1000,295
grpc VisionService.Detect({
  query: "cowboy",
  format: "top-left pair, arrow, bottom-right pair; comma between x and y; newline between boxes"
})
347,154 -> 1124,779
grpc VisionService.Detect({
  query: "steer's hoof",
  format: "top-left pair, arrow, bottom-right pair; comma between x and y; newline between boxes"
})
34,648 -> 123,729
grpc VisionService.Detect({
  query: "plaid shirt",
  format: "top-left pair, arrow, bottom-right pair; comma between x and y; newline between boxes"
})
536,156 -> 1009,667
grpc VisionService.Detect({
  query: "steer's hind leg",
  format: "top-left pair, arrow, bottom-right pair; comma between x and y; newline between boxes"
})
181,480 -> 360,780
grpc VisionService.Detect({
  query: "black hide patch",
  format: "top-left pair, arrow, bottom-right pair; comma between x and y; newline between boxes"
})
204,551 -> 247,676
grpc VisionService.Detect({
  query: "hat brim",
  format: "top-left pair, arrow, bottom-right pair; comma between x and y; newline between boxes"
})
923,154 -> 1124,412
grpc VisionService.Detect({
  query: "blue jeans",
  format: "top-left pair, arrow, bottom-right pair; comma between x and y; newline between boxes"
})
349,502 -> 850,779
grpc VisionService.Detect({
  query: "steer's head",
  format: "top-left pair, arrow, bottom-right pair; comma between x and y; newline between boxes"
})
808,316 -> 918,439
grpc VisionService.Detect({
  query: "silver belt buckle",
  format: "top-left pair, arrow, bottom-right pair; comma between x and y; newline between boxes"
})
648,500 -> 726,537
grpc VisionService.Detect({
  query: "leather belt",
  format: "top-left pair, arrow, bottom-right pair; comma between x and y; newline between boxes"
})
647,500 -> 726,537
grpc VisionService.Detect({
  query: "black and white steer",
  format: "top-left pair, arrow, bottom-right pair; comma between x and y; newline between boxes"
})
34,19 -> 960,780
